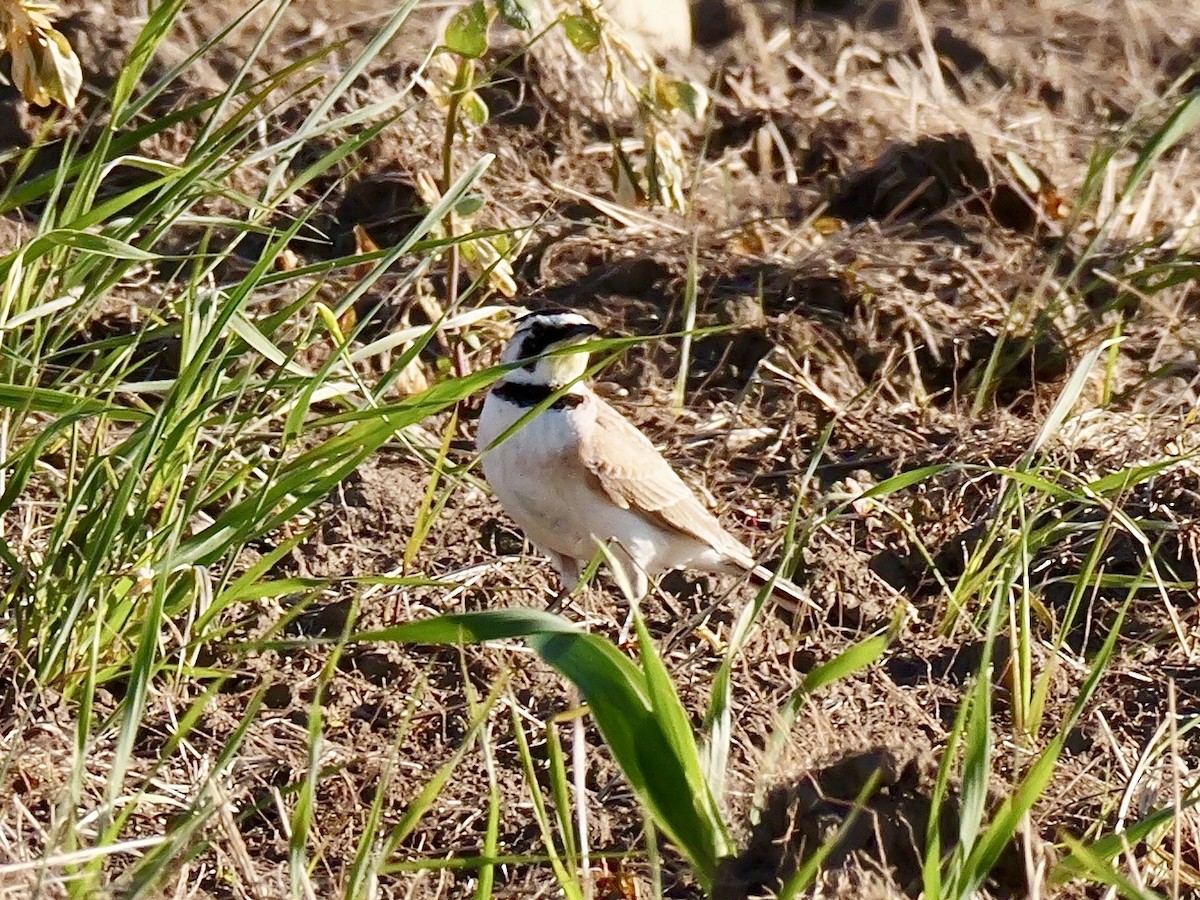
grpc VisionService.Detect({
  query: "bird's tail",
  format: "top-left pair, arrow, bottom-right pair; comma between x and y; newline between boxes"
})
747,564 -> 819,612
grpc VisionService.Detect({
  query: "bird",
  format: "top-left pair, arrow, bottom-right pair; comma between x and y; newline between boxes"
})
476,309 -> 816,612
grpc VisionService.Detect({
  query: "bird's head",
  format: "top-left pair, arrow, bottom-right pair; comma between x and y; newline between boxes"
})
501,309 -> 600,387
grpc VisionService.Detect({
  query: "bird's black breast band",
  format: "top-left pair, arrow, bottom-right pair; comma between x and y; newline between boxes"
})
491,381 -> 584,410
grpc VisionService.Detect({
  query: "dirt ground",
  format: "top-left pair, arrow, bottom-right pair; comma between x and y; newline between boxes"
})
2,0 -> 1200,897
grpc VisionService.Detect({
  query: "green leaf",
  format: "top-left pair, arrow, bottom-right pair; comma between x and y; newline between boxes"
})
445,1 -> 489,59
460,90 -> 490,126
364,608 -> 583,644
1123,92 -> 1200,198
13,229 -> 160,264
1053,805 -> 1189,882
454,194 -> 485,216
109,0 -> 187,115
634,614 -> 733,858
0,384 -> 145,420
496,0 -> 534,30
562,14 -> 600,53
800,632 -> 891,695
1054,836 -> 1164,900
859,464 -> 951,500
658,80 -> 707,119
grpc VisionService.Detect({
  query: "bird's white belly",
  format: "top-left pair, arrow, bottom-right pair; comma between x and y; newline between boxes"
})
478,401 -> 667,569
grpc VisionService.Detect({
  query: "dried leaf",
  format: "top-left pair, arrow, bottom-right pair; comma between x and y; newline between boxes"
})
275,248 -> 300,271
657,79 -> 707,120
595,863 -> 641,899
731,223 -> 766,255
353,224 -> 380,255
460,236 -> 517,297
392,357 -> 430,396
1005,150 -> 1043,194
351,224 -> 381,280
5,4 -> 81,108
651,128 -> 686,209
812,216 -> 846,235
1004,151 -> 1070,220
1040,187 -> 1071,220
611,142 -> 642,207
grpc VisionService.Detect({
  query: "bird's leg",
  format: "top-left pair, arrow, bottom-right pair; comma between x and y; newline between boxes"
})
545,554 -> 584,614
546,584 -> 573,614
617,605 -> 637,646
614,552 -> 649,646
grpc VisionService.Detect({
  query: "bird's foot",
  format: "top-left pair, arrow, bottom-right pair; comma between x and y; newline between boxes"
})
545,585 -> 575,614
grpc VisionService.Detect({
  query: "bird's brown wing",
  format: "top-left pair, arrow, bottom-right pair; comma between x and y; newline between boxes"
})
580,398 -> 753,563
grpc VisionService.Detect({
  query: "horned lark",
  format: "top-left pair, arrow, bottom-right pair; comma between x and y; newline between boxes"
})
476,310 -> 815,612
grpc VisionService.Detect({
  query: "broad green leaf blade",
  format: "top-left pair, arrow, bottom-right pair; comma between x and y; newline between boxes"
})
366,610 -> 733,889
445,1 -> 489,58
533,629 -> 728,888
634,613 -> 734,857
363,608 -> 586,644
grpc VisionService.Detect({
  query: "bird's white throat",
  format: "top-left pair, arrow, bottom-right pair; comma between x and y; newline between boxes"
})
503,347 -> 591,391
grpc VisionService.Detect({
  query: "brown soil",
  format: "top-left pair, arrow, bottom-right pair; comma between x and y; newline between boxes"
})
2,1 -> 1200,898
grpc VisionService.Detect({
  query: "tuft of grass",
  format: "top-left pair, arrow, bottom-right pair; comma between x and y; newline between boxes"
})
0,3 -> 516,892
363,607 -> 735,890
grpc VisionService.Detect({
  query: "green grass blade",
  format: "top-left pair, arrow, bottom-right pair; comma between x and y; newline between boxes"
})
364,609 -> 735,889
1121,92 -> 1200,198
1055,837 -> 1165,900
510,706 -> 583,898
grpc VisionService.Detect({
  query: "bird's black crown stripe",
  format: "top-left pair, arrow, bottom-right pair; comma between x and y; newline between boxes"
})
516,317 -> 596,359
491,381 -> 584,410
